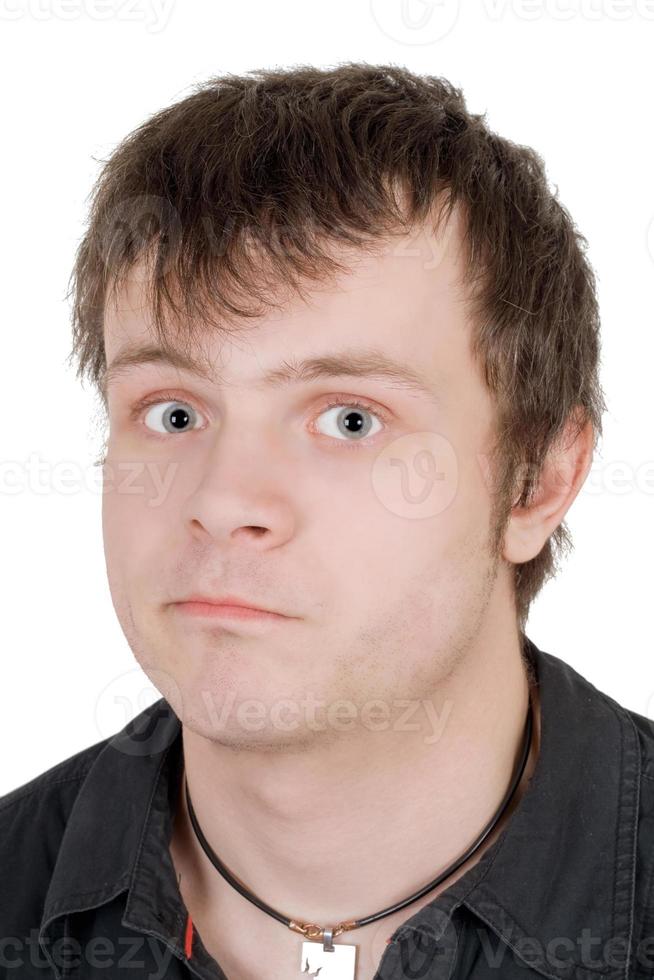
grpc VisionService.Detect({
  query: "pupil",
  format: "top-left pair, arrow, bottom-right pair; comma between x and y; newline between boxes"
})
343,410 -> 364,433
169,407 -> 190,430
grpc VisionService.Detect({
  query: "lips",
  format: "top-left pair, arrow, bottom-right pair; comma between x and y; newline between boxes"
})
175,593 -> 288,616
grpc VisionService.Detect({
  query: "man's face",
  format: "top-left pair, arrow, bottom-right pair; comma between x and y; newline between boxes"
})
102,208 -> 512,751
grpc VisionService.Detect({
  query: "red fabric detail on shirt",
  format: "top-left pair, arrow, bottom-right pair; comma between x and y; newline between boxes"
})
184,914 -> 194,959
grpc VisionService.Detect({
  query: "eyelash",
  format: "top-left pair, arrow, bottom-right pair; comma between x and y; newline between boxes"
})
128,389 -> 391,447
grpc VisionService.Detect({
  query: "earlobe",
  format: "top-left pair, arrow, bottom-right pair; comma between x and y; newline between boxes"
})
501,414 -> 595,565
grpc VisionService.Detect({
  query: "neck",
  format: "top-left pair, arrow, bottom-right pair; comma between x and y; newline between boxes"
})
169,627 -> 540,938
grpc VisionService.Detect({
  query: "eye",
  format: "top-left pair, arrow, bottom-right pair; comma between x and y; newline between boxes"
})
142,399 -> 205,435
312,399 -> 385,443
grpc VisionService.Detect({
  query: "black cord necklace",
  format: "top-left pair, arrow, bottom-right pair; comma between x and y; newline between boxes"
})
184,693 -> 533,979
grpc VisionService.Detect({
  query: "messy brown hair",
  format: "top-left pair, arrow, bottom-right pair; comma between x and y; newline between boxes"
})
66,61 -> 606,633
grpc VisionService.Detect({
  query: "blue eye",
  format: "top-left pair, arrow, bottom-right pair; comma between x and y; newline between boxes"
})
133,392 -> 388,444
313,401 -> 384,442
143,400 -> 204,435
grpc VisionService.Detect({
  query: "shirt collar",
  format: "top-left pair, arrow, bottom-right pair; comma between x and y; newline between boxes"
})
39,699 -> 188,964
39,636 -> 641,980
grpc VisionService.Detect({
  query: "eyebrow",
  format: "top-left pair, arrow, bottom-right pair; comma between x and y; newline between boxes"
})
102,342 -> 441,404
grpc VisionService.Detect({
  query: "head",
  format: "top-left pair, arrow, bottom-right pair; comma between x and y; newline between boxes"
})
67,63 -> 605,750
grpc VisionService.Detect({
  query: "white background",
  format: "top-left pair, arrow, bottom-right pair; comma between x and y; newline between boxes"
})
1,0 -> 653,795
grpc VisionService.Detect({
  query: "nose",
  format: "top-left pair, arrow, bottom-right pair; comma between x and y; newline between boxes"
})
180,427 -> 297,551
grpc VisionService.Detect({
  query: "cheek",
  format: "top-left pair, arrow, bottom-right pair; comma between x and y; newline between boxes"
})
101,457 -> 175,584
316,447 -> 474,580
339,458 -> 495,632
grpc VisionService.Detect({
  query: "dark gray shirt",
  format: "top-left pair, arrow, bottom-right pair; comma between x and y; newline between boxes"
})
1,635 -> 653,979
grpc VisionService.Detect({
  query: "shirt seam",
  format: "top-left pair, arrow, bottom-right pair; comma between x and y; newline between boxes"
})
595,685 -> 642,980
634,852 -> 654,979
44,876 -> 132,908
0,771 -> 93,814
619,706 -> 640,980
123,736 -> 179,924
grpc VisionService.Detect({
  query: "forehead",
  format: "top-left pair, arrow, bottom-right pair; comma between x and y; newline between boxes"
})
102,206 -> 472,384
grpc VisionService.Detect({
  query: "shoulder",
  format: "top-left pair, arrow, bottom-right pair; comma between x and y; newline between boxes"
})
0,732 -> 111,822
625,705 -> 654,782
590,675 -> 654,783
594,691 -> 654,961
0,734 -> 109,809
0,733 -> 111,934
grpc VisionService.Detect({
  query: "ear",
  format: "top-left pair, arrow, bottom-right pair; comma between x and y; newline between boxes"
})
502,410 -> 595,565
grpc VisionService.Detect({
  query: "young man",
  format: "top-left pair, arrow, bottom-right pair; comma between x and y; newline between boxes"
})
1,63 -> 652,980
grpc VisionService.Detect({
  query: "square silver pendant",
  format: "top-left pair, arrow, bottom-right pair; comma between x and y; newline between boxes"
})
299,940 -> 357,977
